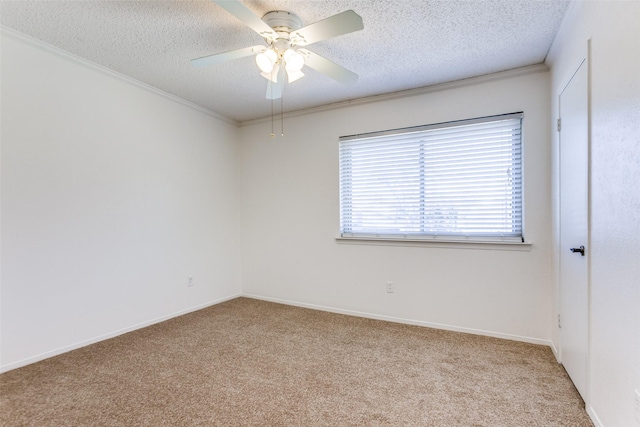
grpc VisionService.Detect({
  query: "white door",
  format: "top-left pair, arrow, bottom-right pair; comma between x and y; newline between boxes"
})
559,59 -> 589,401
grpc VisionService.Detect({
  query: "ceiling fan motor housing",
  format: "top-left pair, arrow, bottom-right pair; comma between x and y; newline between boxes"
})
262,10 -> 305,53
262,10 -> 303,34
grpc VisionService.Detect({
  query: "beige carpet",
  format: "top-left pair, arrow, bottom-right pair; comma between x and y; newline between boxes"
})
1,297 -> 592,426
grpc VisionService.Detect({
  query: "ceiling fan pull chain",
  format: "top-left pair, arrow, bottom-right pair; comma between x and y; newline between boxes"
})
281,95 -> 284,138
270,94 -> 275,139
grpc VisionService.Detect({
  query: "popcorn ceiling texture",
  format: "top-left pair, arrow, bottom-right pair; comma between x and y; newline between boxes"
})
0,0 -> 568,122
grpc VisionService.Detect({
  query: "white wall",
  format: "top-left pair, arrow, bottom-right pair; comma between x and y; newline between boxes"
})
0,31 -> 242,371
546,1 -> 640,426
7,7 -> 636,424
239,68 -> 553,344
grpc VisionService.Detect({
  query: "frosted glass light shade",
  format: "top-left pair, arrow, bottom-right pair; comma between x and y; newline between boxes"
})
286,69 -> 304,83
284,49 -> 304,72
261,63 -> 280,82
256,49 -> 277,73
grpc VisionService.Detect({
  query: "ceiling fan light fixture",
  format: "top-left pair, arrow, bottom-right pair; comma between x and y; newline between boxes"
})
256,48 -> 278,73
286,68 -> 304,83
283,48 -> 304,73
261,63 -> 280,82
193,2 -> 364,103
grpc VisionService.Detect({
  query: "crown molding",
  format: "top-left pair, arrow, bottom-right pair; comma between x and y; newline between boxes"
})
2,25 -> 550,130
1,26 -> 239,127
240,63 -> 549,126
545,0 -> 582,66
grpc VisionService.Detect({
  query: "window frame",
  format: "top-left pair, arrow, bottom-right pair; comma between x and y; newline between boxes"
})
337,113 -> 527,247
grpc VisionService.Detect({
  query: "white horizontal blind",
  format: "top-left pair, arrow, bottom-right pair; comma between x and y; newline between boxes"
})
339,113 -> 523,240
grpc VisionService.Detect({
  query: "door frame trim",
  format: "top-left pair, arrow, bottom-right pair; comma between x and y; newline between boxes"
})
556,39 -> 592,406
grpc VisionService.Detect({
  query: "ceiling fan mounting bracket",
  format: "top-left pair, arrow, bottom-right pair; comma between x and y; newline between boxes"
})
260,11 -> 304,57
262,11 -> 302,36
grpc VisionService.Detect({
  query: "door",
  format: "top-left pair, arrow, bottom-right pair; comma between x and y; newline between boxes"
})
559,58 -> 589,401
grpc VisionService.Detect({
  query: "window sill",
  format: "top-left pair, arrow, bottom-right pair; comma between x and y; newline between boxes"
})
335,236 -> 532,251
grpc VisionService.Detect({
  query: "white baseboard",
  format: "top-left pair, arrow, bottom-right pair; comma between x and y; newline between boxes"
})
241,293 -> 553,348
550,340 -> 560,362
0,293 -> 241,373
586,406 -> 604,427
5,292 -> 597,425
1,293 -> 556,373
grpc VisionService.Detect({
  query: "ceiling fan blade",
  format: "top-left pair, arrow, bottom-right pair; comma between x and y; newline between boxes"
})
191,45 -> 264,68
266,67 -> 286,99
300,49 -> 358,85
212,0 -> 276,42
291,10 -> 363,46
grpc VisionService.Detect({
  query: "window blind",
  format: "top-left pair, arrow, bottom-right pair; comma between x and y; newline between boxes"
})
339,113 -> 523,241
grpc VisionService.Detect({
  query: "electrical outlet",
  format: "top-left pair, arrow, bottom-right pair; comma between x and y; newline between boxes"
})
386,281 -> 394,293
188,276 -> 193,287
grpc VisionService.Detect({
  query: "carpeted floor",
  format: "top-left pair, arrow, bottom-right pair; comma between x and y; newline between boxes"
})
1,297 -> 593,426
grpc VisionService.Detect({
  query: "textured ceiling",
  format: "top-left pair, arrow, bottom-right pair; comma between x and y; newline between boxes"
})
0,0 -> 569,123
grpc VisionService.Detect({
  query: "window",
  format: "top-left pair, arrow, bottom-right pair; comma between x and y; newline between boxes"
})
339,113 -> 523,242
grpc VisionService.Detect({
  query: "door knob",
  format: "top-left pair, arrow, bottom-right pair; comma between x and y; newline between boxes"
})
570,245 -> 585,256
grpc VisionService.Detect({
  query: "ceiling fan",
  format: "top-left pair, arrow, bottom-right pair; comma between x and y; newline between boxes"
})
191,0 -> 364,100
